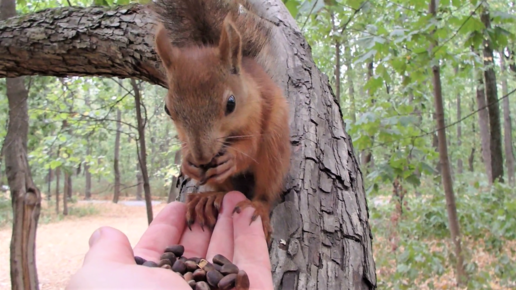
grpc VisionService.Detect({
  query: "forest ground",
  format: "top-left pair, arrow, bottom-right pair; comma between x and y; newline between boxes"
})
0,198 -> 167,290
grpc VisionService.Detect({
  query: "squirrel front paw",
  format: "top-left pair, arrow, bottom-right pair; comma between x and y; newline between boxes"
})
186,191 -> 227,230
200,150 -> 236,185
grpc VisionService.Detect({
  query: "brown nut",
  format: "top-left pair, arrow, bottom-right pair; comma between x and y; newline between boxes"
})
220,263 -> 239,275
213,254 -> 232,266
172,260 -> 187,274
206,270 -> 224,287
134,256 -> 146,265
165,245 -> 185,257
142,261 -> 158,267
183,272 -> 193,282
218,273 -> 237,290
158,259 -> 172,267
235,270 -> 250,290
192,269 -> 206,282
160,252 -> 177,264
213,263 -> 222,272
161,264 -> 172,270
185,260 -> 198,272
188,280 -> 196,289
195,281 -> 210,290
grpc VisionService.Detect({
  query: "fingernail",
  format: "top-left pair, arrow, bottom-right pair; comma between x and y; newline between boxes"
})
89,228 -> 102,247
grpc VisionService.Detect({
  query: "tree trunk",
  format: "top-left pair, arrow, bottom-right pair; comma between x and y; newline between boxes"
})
46,168 -> 52,200
481,6 -> 504,183
455,68 -> 463,174
499,51 -> 515,186
361,61 -> 374,171
136,169 -> 143,201
131,79 -> 153,224
63,172 -> 69,216
344,39 -> 356,123
475,73 -> 492,180
330,12 -> 340,105
55,167 -> 60,214
469,100 -> 476,172
84,144 -> 92,200
167,149 -> 181,203
429,0 -> 466,285
0,2 -> 377,288
1,0 -> 42,289
113,109 -> 122,203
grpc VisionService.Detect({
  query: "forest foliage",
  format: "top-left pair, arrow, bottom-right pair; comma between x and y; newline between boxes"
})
1,0 -> 516,288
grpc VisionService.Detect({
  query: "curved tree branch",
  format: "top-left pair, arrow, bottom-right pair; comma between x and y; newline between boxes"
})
0,4 -> 166,86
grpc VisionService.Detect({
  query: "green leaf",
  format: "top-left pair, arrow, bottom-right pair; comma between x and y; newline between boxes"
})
285,0 -> 300,18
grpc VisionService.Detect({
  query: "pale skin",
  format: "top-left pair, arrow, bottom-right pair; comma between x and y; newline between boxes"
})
66,191 -> 273,290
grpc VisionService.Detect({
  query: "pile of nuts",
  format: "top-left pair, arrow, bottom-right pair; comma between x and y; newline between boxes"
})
135,244 -> 250,290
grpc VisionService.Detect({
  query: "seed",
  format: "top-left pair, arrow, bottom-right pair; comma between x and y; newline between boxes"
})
158,259 -> 172,267
220,263 -> 239,275
192,269 -> 206,282
134,256 -> 146,265
213,263 -> 222,272
188,257 -> 201,264
172,260 -> 187,274
188,280 -> 196,289
161,264 -> 172,270
160,252 -> 177,265
185,260 -> 198,272
184,272 -> 193,281
206,270 -> 224,287
218,273 -> 237,290
165,245 -> 185,257
142,261 -> 158,267
236,270 -> 250,290
179,257 -> 187,263
195,281 -> 210,290
213,254 -> 232,266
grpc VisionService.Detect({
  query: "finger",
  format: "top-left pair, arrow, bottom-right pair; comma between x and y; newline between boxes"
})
206,191 -> 248,262
83,227 -> 134,265
179,221 -> 212,259
133,201 -> 187,262
233,207 -> 271,270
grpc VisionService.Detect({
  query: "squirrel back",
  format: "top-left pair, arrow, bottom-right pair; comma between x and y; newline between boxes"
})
151,0 -> 271,58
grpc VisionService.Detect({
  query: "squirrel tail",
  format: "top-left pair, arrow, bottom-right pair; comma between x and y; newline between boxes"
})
151,0 -> 272,58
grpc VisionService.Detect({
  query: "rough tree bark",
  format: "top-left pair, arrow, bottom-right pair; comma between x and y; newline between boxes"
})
455,67 -> 463,174
0,2 -> 377,288
429,0 -> 466,285
131,79 -> 153,224
481,4 -> 504,183
1,0 -> 42,289
475,72 -> 492,181
113,108 -> 122,203
499,51 -> 515,186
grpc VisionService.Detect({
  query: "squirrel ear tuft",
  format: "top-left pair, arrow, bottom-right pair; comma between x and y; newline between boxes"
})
154,24 -> 179,71
218,16 -> 242,74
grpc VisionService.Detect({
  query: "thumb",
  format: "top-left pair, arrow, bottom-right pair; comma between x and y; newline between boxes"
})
83,226 -> 135,265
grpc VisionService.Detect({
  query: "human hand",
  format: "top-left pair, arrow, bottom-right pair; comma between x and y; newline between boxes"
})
66,191 -> 273,289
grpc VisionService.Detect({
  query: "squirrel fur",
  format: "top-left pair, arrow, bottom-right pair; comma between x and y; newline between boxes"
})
152,0 -> 291,242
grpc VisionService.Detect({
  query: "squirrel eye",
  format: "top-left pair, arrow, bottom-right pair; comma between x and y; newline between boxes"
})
164,104 -> 171,116
226,95 -> 236,115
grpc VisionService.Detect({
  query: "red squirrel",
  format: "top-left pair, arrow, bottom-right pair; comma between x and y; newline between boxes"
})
152,0 -> 291,241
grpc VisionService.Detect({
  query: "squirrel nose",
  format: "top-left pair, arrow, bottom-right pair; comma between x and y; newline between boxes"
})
191,152 -> 213,167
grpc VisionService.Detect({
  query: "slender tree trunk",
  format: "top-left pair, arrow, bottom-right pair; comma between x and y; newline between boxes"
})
361,61 -> 374,170
136,169 -> 143,201
330,13 -> 341,105
344,38 -> 356,122
167,149 -> 181,203
55,167 -> 60,214
481,5 -> 504,183
46,169 -> 52,200
499,51 -> 515,185
131,79 -> 153,224
67,172 -> 72,198
63,172 -> 69,216
469,98 -> 476,172
475,72 -> 492,180
113,109 -> 122,203
84,144 -> 91,200
1,1 -> 42,289
429,0 -> 466,285
455,68 -> 463,174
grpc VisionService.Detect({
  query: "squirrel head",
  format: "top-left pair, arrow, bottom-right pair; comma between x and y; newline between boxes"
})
155,16 -> 254,167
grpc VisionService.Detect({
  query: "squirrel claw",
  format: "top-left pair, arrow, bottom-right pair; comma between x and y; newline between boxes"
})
186,192 -> 227,230
233,199 -> 272,244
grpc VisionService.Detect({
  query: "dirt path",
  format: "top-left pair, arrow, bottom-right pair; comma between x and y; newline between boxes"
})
0,202 -> 167,290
